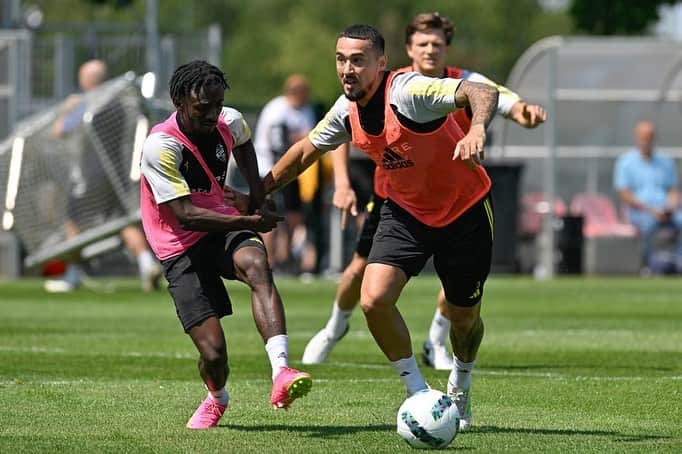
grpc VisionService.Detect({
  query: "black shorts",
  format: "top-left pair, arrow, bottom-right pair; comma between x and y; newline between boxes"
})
161,231 -> 267,332
355,193 -> 385,258
367,195 -> 494,307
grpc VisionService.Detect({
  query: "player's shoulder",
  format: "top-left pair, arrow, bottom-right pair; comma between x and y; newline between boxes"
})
142,131 -> 183,166
390,71 -> 459,95
330,94 -> 351,114
144,131 -> 183,152
220,106 -> 246,124
221,106 -> 252,145
391,70 -> 439,87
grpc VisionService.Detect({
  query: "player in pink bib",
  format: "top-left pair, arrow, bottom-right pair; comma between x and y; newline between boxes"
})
140,61 -> 311,429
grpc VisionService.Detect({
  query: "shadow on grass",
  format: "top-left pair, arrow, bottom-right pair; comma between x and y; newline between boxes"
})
223,423 -> 394,438
474,425 -> 672,442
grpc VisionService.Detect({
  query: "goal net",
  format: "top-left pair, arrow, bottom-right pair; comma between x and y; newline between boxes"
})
0,73 -> 149,270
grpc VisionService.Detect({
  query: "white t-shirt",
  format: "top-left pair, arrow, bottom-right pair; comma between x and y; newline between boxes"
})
253,95 -> 317,177
141,107 -> 251,204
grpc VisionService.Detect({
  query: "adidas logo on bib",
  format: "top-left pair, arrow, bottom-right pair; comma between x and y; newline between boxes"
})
382,147 -> 414,170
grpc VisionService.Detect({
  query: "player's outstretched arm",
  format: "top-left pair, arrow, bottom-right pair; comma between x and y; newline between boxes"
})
454,80 -> 498,129
262,137 -> 326,196
453,81 -> 498,166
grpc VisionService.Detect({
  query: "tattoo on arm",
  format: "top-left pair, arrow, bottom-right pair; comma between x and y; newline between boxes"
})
455,80 -> 499,129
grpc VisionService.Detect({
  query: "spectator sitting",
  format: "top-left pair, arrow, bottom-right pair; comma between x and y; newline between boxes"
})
614,120 -> 682,272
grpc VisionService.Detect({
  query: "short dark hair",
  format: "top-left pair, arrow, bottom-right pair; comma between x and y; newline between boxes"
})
338,24 -> 385,55
169,60 -> 229,106
405,12 -> 455,46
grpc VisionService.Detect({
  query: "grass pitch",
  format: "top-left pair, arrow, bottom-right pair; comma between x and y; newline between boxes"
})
1,276 -> 681,452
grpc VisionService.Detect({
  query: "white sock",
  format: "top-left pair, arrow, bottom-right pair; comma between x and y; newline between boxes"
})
324,302 -> 353,339
207,387 -> 229,406
137,250 -> 155,276
265,334 -> 289,380
449,356 -> 476,391
428,309 -> 451,346
391,355 -> 428,396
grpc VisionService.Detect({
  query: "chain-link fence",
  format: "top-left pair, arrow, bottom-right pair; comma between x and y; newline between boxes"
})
1,23 -> 221,141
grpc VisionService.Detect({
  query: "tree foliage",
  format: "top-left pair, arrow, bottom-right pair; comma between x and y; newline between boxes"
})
34,0 -> 577,107
570,0 -> 676,35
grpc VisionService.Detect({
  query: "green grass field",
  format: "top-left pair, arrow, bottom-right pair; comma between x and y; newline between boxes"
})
1,276 -> 681,452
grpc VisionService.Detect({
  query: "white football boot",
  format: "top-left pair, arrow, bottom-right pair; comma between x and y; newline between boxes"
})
421,340 -> 454,370
301,325 -> 349,365
447,381 -> 472,432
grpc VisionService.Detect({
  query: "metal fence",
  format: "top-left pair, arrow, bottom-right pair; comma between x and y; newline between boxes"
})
0,23 -> 221,141
0,74 -> 147,270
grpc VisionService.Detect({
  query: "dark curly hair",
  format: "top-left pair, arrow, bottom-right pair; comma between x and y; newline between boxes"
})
169,60 -> 229,106
338,24 -> 385,55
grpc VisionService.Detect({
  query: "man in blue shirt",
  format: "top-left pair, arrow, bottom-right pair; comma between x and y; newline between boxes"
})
614,120 -> 682,267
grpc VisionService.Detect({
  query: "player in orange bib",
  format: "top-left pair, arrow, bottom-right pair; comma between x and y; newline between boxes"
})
259,24 -> 499,426
301,13 -> 546,431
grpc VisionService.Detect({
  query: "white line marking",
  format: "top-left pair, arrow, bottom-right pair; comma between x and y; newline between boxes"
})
0,346 -> 65,353
2,346 -> 680,383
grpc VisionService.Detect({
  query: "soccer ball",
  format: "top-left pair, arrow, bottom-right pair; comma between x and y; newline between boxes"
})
396,389 -> 460,449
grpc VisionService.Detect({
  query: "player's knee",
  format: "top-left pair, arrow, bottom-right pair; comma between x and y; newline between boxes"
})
345,256 -> 367,281
236,251 -> 271,285
449,309 -> 479,333
198,342 -> 226,368
360,288 -> 393,314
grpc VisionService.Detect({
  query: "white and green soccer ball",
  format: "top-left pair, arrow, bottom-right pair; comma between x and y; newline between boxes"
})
396,389 -> 460,449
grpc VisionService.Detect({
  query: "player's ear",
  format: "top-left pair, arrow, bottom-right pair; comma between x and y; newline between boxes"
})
378,54 -> 387,71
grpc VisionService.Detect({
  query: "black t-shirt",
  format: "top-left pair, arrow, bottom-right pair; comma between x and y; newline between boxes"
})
177,120 -> 229,193
342,72 -> 448,136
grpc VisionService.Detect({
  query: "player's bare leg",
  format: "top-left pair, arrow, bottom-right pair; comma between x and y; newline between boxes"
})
336,254 -> 367,311
301,253 -> 366,364
188,317 -> 229,393
233,245 -> 311,409
445,300 -> 484,431
186,317 -> 229,429
361,263 -> 427,396
447,301 -> 483,363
